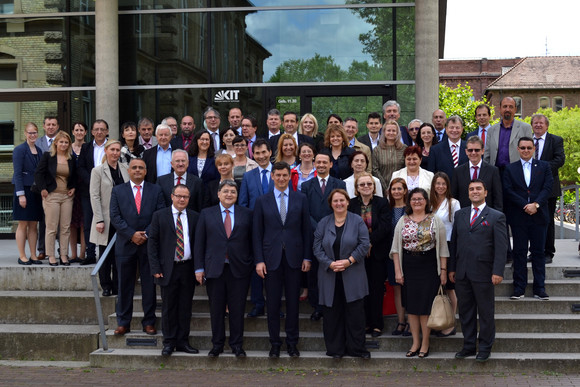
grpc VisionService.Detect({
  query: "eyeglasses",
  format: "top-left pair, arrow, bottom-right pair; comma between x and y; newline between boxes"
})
206,116 -> 219,120
357,182 -> 374,187
519,146 -> 533,150
408,127 -> 420,132
172,194 -> 190,200
233,143 -> 247,148
466,148 -> 482,153
410,198 -> 425,202
26,132 -> 38,136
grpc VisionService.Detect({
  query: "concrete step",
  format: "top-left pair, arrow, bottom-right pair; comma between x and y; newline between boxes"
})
0,291 -> 115,324
103,329 -> 580,353
0,324 -> 99,361
89,348 -> 580,373
495,279 -> 580,297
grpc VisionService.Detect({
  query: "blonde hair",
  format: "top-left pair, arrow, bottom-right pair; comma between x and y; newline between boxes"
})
299,113 -> 319,137
323,124 -> 349,148
101,139 -> 122,163
49,131 -> 73,159
379,120 -> 404,150
275,133 -> 297,163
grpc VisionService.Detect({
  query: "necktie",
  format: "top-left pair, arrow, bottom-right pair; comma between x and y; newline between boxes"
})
176,212 -> 184,261
279,192 -> 286,225
135,185 -> 142,214
470,207 -> 479,226
248,141 -> 253,159
481,128 -> 486,146
261,170 -> 269,194
451,144 -> 458,167
535,138 -> 540,160
438,131 -> 443,142
472,166 -> 479,180
183,136 -> 191,150
224,209 -> 232,238
211,132 -> 218,151
321,178 -> 326,194
524,162 -> 531,187
48,138 -> 53,148
177,176 -> 182,185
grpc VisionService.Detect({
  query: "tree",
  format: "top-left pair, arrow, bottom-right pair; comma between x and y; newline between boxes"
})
438,83 -> 494,133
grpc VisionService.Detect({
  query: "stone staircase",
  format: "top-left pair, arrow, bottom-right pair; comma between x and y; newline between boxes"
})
1,240 -> 580,372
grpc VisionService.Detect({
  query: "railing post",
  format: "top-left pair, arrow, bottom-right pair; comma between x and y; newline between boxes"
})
91,233 -> 117,352
560,194 -> 565,239
576,187 -> 579,241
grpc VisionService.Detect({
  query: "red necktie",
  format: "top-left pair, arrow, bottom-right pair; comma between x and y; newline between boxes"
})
481,128 -> 486,146
177,176 -> 182,185
224,209 -> 232,238
176,212 -> 184,261
135,185 -> 142,214
470,207 -> 479,226
472,166 -> 479,180
451,144 -> 458,167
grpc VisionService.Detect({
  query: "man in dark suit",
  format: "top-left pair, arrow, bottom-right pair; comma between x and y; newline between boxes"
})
465,104 -> 491,149
170,115 -> 195,151
452,136 -> 503,211
301,151 -> 346,321
241,115 -> 265,159
201,107 -> 222,153
383,100 -> 412,146
148,184 -> 199,356
427,115 -> 468,183
269,111 -> 314,155
432,109 -> 448,143
77,119 -> 110,265
194,180 -> 253,358
238,138 -> 274,317
156,149 -> 205,212
110,158 -> 166,336
449,179 -> 508,363
503,137 -> 553,300
254,162 -> 312,358
531,114 -> 565,263
357,112 -> 381,151
143,124 -> 173,184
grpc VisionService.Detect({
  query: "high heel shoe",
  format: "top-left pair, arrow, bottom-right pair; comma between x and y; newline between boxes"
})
18,257 -> 32,266
48,257 -> 59,267
406,349 -> 419,357
392,322 -> 406,336
418,348 -> 430,358
60,257 -> 71,266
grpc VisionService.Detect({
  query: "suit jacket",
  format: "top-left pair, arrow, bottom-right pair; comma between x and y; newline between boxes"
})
109,181 -> 166,257
77,141 -> 101,197
37,135 -> 55,154
143,146 -> 175,184
194,204 -> 254,279
357,133 -> 376,150
449,205 -> 507,282
427,140 -> 468,183
400,125 -> 413,146
269,133 -> 314,156
34,152 -> 77,193
348,195 -> 392,260
483,120 -> 533,166
451,161 -> 503,211
148,207 -> 199,287
12,142 -> 42,192
253,189 -> 311,270
89,162 -> 129,246
502,159 -> 553,226
313,211 -> 370,306
238,167 -> 275,209
187,156 -> 220,185
537,132 -> 565,197
301,176 -> 346,231
156,172 -> 205,212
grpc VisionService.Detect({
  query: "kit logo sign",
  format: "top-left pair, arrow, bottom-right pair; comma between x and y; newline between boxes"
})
214,90 -> 240,103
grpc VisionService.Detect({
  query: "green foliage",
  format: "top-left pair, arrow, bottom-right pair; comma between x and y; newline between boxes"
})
523,107 -> 580,185
438,83 -> 494,133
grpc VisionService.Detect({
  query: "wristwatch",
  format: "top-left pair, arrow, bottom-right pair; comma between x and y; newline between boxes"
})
535,203 -> 540,209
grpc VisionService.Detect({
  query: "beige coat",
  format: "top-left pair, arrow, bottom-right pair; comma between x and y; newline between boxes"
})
89,162 -> 129,246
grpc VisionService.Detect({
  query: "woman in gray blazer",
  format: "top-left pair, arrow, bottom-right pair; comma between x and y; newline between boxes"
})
313,188 -> 371,359
89,140 -> 129,296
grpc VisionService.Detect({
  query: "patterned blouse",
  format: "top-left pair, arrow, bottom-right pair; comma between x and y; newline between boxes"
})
401,213 -> 436,252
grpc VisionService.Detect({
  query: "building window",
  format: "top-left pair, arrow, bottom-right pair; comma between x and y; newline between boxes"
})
181,0 -> 189,60
513,96 -> 522,117
539,96 -> 550,109
0,0 -> 13,14
554,97 -> 563,112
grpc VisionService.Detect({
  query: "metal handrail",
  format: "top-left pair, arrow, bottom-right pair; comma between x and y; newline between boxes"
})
90,233 -> 117,352
559,185 -> 580,241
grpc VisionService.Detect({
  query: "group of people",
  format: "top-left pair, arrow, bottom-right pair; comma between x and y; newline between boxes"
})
11,97 -> 564,361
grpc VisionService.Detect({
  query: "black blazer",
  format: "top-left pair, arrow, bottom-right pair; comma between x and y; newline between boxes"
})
143,146 -> 175,184
187,156 -> 220,185
348,195 -> 392,261
34,152 -> 77,193
148,207 -> 199,287
538,133 -> 565,197
427,140 -> 468,182
301,176 -> 346,231
156,172 -> 205,212
451,161 -> 503,211
77,141 -> 98,197
194,204 -> 254,279
327,146 -> 355,180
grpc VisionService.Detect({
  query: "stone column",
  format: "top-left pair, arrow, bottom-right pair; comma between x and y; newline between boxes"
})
95,0 -> 119,139
414,0 -> 440,122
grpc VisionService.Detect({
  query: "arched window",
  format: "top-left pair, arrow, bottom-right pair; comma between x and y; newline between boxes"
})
553,97 -> 563,112
539,96 -> 550,109
513,96 -> 523,117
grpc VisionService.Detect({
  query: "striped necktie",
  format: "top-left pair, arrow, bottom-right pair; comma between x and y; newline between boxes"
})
451,144 -> 458,167
176,212 -> 184,261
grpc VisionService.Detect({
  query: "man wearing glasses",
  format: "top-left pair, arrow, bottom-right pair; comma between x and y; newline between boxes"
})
203,107 -> 222,152
451,136 -> 502,211
503,137 -> 553,301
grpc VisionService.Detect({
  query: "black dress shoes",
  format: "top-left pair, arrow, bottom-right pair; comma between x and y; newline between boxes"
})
18,258 -> 32,266
208,346 -> 223,357
247,307 -> 265,318
176,344 -> 199,354
455,348 -> 476,359
232,347 -> 246,358
269,345 -> 280,358
287,345 -> 300,358
102,289 -> 112,297
476,351 -> 490,362
310,311 -> 323,321
79,257 -> 97,266
161,345 -> 174,356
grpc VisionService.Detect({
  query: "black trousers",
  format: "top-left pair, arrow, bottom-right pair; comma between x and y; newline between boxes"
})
456,275 -> 496,353
160,260 -> 195,347
98,227 -> 117,293
264,252 -> 301,347
545,197 -> 557,258
322,273 -> 368,357
206,264 -> 251,349
364,257 -> 386,331
81,195 -> 96,259
115,244 -> 156,328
